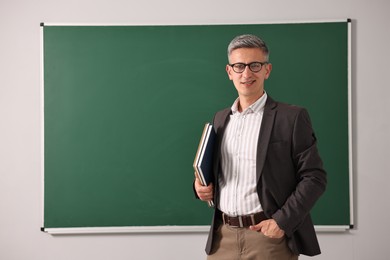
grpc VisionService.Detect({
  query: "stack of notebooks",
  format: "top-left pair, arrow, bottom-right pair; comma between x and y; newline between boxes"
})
193,123 -> 216,207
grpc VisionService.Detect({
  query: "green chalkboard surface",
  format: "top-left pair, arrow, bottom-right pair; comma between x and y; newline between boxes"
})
42,21 -> 352,231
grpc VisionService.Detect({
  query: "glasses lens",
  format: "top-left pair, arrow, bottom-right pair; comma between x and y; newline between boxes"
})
233,63 -> 246,73
249,62 -> 262,72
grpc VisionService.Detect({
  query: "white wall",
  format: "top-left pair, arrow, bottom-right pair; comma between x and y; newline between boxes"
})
1,0 -> 389,259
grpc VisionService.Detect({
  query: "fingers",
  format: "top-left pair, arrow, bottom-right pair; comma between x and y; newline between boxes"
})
249,222 -> 262,232
198,187 -> 213,201
194,177 -> 214,202
194,177 -> 203,187
250,219 -> 285,238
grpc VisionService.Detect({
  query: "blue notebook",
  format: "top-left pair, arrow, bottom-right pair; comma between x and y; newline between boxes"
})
193,123 -> 216,207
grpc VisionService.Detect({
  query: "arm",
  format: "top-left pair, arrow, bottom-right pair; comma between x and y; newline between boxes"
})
271,108 -> 327,237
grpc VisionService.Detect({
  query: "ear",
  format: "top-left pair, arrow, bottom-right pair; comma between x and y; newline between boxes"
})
264,63 -> 272,79
226,64 -> 234,80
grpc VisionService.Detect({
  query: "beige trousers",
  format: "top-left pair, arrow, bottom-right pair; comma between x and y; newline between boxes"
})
207,224 -> 299,260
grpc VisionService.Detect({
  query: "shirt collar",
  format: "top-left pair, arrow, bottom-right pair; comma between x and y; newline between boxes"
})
231,92 -> 268,115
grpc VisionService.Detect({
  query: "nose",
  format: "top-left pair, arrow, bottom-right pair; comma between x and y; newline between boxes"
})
242,65 -> 253,77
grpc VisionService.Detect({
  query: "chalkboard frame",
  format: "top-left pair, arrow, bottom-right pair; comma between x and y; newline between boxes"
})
41,20 -> 353,234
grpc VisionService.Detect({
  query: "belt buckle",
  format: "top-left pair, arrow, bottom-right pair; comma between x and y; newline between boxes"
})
250,214 -> 256,226
238,215 -> 243,227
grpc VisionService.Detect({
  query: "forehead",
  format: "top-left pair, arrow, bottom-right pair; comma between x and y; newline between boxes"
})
229,48 -> 266,62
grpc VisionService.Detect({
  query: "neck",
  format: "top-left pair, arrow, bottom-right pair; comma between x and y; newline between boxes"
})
238,91 -> 264,112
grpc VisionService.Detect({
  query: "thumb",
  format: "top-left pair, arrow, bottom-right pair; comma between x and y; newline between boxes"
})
249,222 -> 263,232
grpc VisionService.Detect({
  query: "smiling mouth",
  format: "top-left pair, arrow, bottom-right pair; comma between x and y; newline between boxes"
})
241,80 -> 256,85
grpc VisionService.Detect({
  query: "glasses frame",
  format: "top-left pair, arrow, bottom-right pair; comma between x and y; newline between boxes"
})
228,61 -> 269,73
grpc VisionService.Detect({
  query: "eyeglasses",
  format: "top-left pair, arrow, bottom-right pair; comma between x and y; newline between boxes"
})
229,62 -> 268,73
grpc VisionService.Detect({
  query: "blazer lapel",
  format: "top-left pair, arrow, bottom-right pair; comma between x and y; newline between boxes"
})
256,96 -> 277,181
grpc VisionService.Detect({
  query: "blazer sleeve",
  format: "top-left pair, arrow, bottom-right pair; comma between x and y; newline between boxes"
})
272,108 -> 327,237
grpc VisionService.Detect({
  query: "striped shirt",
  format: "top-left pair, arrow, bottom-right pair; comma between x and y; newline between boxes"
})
218,93 -> 267,216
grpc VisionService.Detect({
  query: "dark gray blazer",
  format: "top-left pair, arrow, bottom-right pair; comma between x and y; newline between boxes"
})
205,96 -> 327,256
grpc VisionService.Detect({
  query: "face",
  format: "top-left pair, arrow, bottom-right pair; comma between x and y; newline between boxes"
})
226,48 -> 272,102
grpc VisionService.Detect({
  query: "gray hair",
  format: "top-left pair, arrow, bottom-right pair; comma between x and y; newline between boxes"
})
227,34 -> 270,61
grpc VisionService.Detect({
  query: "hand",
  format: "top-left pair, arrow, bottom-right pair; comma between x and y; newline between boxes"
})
249,219 -> 285,238
194,177 -> 214,202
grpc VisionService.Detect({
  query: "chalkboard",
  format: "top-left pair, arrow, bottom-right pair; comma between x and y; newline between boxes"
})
42,21 -> 352,233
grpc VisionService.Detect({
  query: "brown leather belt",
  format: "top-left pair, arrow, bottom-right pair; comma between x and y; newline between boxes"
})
222,211 -> 268,228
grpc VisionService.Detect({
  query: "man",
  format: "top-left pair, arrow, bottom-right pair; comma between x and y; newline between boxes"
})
194,34 -> 327,259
